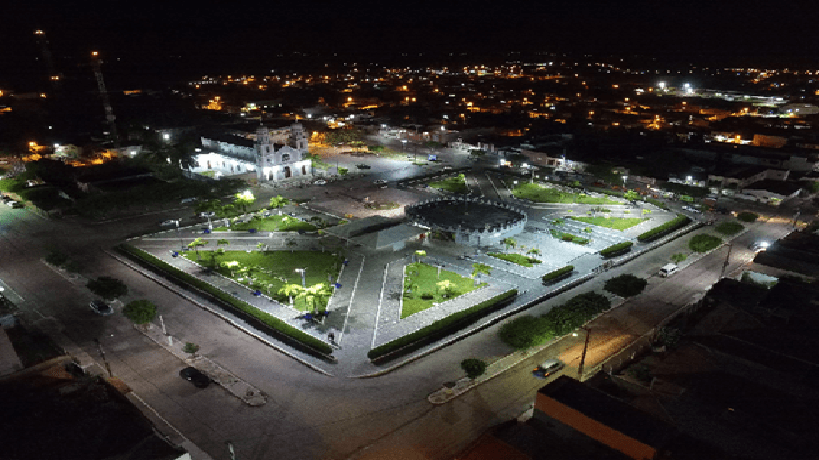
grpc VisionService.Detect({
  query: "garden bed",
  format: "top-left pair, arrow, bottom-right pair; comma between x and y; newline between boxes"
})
570,216 -> 648,230
487,252 -> 542,267
368,289 -> 517,362
511,182 -> 621,205
402,262 -> 486,318
115,244 -> 334,357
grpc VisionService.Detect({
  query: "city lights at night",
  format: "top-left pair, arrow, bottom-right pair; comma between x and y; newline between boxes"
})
0,2 -> 818,460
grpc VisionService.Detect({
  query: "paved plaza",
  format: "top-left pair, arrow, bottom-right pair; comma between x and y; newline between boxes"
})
123,167 -> 689,378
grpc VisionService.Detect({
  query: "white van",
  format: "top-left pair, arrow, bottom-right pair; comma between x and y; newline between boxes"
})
659,263 -> 678,277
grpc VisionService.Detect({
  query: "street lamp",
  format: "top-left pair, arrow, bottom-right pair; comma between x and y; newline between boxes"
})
295,268 -> 306,287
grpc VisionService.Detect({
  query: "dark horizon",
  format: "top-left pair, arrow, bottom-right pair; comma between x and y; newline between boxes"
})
3,1 -> 819,91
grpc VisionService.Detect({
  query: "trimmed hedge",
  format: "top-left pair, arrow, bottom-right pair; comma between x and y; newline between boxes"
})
542,266 -> 574,284
115,244 -> 333,356
637,214 -> 692,242
599,241 -> 633,258
367,289 -> 518,361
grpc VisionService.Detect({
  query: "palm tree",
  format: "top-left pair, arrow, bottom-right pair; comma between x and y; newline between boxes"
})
436,279 -> 456,299
269,195 -> 289,209
278,283 -> 303,307
187,237 -> 208,260
298,283 -> 332,312
221,260 -> 240,277
501,237 -> 517,251
471,263 -> 492,285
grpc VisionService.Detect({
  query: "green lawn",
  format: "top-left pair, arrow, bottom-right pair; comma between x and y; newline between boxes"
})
429,176 -> 467,193
183,249 -> 342,311
487,252 -> 542,267
402,262 -> 485,318
511,182 -> 621,205
570,216 -> 648,230
212,214 -> 317,232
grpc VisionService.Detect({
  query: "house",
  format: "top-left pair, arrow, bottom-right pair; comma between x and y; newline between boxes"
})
740,179 -> 803,204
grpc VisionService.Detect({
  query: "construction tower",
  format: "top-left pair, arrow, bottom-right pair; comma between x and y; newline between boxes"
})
90,51 -> 120,150
33,29 -> 61,90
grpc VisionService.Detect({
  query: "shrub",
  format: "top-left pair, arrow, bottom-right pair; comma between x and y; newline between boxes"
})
542,266 -> 574,284
116,244 -> 333,356
689,234 -> 722,252
421,294 -> 434,300
604,274 -> 648,297
637,214 -> 691,242
461,358 -> 488,379
737,211 -> 758,222
671,253 -> 687,263
368,290 -> 517,360
44,250 -> 70,267
715,221 -> 744,235
182,342 -> 200,354
599,241 -> 633,257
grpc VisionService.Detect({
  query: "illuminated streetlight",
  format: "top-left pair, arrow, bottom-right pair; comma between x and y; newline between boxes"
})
295,268 -> 307,287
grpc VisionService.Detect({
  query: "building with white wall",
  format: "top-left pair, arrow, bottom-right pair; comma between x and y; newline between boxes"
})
191,123 -> 311,181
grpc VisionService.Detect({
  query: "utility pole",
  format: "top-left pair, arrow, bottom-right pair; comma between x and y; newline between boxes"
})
90,51 -> 120,151
577,327 -> 591,380
719,241 -> 733,279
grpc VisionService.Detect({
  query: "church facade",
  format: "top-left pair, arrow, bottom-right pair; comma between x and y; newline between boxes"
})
191,123 -> 311,182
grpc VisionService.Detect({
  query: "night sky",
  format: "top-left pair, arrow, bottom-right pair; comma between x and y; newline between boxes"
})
2,1 -> 819,88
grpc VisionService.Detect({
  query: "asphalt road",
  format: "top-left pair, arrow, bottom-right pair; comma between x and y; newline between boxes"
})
0,180 -> 798,460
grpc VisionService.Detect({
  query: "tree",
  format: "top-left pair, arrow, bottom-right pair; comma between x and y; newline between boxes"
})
217,238 -> 230,246
461,358 -> 488,380
188,237 -> 208,260
604,274 -> 648,297
499,316 -> 551,349
624,190 -> 639,203
234,191 -> 255,213
737,211 -> 758,223
689,234 -> 722,252
298,283 -> 332,312
86,276 -> 128,301
182,342 -> 200,356
326,128 -> 363,146
278,283 -> 304,306
471,263 -> 491,285
436,279 -> 457,298
269,194 -> 289,209
123,300 -> 157,325
501,237 -> 517,251
221,260 -> 240,277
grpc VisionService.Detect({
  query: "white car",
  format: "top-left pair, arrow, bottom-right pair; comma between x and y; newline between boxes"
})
160,219 -> 178,227
373,179 -> 387,186
314,180 -> 327,185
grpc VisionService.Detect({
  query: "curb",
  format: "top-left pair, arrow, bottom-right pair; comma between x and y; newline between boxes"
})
104,249 -> 334,377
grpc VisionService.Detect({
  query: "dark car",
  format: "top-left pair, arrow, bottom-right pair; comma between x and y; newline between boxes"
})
179,367 -> 210,388
89,300 -> 113,316
356,164 -> 371,169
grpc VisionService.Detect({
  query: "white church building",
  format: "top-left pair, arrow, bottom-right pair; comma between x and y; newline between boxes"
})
191,123 -> 312,182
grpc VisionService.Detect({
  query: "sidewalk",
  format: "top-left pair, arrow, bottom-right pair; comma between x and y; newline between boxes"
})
136,322 -> 268,406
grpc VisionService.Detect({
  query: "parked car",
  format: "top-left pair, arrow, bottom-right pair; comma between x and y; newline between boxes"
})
179,367 -> 210,388
89,300 -> 113,316
356,164 -> 371,169
659,263 -> 678,277
160,219 -> 178,227
532,359 -> 564,379
314,180 -> 327,185
373,179 -> 387,186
